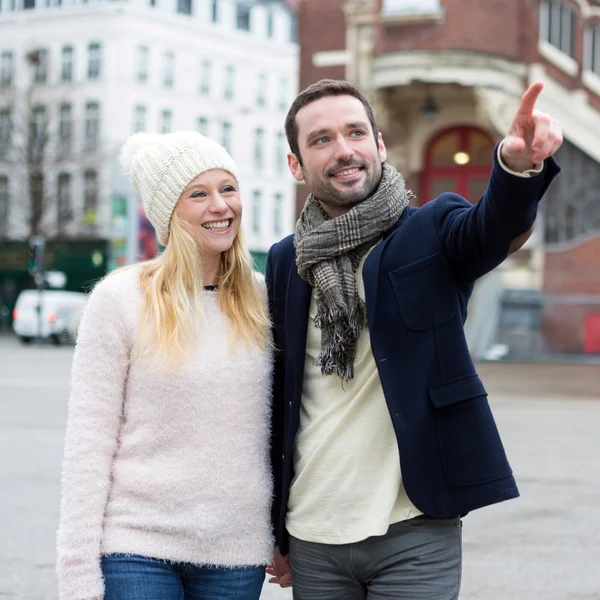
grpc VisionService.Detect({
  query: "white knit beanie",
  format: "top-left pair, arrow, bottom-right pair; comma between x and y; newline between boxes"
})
119,131 -> 240,245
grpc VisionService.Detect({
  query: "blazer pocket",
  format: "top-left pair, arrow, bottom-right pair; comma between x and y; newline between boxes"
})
428,375 -> 513,486
388,253 -> 455,330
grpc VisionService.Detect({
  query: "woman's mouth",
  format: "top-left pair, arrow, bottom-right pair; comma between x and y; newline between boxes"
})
201,219 -> 233,233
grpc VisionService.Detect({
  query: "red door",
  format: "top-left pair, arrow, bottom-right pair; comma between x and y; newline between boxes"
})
422,126 -> 495,205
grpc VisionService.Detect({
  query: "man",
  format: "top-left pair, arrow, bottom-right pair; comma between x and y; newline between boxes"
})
265,79 -> 562,599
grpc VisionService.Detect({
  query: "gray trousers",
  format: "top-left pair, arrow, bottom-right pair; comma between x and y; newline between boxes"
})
288,516 -> 462,600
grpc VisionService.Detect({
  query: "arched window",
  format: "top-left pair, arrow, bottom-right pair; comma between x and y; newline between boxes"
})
422,126 -> 495,205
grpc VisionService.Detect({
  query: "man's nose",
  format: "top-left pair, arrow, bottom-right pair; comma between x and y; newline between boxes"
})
334,136 -> 354,161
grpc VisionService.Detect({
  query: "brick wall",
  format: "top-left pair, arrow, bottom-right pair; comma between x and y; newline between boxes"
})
375,0 -> 527,59
542,236 -> 600,353
297,0 -> 346,90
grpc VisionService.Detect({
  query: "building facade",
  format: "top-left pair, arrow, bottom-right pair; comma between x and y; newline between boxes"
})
0,0 -> 298,265
294,0 -> 600,356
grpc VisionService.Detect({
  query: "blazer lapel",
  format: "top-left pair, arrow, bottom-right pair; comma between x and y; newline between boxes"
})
362,209 -> 413,329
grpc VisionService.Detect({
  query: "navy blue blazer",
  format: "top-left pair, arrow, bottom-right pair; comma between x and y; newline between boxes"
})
265,152 -> 560,554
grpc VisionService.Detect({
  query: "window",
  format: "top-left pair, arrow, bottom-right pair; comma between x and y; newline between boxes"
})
540,0 -> 576,58
57,173 -> 72,229
59,104 -> 72,156
199,60 -> 211,95
0,176 -> 8,237
236,2 -> 251,31
163,52 -> 175,88
32,49 -> 48,84
211,0 -> 218,23
223,65 -> 235,100
88,42 -> 102,79
133,104 -> 146,133
381,0 -> 441,15
267,7 -> 274,38
30,106 -> 47,160
1,52 -> 14,87
196,116 -> 208,136
254,127 -> 264,170
24,0 -> 35,8
221,121 -> 232,154
61,46 -> 74,82
83,169 -> 98,227
85,101 -> 100,152
278,77 -> 288,111
543,141 -> 600,244
177,0 -> 192,15
256,73 -> 267,107
160,109 -> 172,134
585,24 -> 600,75
0,109 -> 11,157
251,190 -> 261,233
136,45 -> 149,82
275,131 -> 286,174
273,192 -> 284,236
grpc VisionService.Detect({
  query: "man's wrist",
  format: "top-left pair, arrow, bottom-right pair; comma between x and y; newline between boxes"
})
497,142 -> 543,178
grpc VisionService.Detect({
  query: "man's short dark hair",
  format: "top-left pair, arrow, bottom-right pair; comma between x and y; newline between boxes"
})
284,79 -> 379,166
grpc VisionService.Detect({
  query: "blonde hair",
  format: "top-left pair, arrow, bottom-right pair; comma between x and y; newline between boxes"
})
131,212 -> 270,372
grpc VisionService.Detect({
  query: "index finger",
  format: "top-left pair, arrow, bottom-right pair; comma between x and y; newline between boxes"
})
517,81 -> 544,117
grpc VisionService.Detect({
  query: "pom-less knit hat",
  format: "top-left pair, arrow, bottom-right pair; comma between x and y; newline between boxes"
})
119,131 -> 239,245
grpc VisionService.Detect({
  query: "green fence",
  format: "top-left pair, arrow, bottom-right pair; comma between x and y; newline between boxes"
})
0,239 -> 110,330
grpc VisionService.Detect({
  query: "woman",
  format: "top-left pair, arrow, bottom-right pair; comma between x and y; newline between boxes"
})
56,131 -> 273,600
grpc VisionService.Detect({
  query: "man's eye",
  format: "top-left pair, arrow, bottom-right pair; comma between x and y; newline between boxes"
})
350,130 -> 365,137
315,137 -> 329,145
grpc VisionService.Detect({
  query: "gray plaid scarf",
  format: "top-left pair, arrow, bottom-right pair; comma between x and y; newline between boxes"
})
294,163 -> 414,381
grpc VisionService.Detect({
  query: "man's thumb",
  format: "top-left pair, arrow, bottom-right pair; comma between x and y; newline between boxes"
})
503,136 -> 526,156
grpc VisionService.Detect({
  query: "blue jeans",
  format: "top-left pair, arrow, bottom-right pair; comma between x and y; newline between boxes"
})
101,554 -> 265,600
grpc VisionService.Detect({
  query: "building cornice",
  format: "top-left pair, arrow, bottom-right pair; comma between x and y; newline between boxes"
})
372,50 -> 527,97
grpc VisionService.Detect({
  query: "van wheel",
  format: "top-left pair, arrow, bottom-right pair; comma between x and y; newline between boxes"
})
19,336 -> 33,344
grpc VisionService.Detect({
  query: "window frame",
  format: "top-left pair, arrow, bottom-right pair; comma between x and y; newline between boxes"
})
87,42 -> 102,80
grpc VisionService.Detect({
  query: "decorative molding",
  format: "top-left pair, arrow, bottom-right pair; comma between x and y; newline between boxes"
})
372,50 -> 527,96
379,10 -> 445,26
343,0 -> 376,25
569,0 -> 600,19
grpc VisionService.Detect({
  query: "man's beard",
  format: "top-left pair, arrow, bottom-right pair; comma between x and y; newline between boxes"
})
305,158 -> 383,209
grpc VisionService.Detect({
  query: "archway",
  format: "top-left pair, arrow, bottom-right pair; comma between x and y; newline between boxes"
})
422,126 -> 495,205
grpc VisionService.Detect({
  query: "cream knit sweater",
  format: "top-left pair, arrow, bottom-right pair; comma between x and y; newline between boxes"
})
56,266 -> 273,600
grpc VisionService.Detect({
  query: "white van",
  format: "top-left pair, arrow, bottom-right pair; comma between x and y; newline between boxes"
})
12,289 -> 89,345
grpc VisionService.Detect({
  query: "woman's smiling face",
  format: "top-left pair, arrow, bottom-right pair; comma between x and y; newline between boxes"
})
174,169 -> 242,259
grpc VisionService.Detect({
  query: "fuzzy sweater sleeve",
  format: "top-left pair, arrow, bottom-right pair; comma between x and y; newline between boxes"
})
56,282 -> 131,600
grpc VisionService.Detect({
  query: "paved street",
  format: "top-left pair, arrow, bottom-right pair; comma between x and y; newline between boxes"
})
1,334 -> 598,599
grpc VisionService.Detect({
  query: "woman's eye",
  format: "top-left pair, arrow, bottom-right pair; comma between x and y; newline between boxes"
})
221,186 -> 236,193
190,191 -> 206,198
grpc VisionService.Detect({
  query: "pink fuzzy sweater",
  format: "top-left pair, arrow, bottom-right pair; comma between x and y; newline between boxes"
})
56,267 -> 273,600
